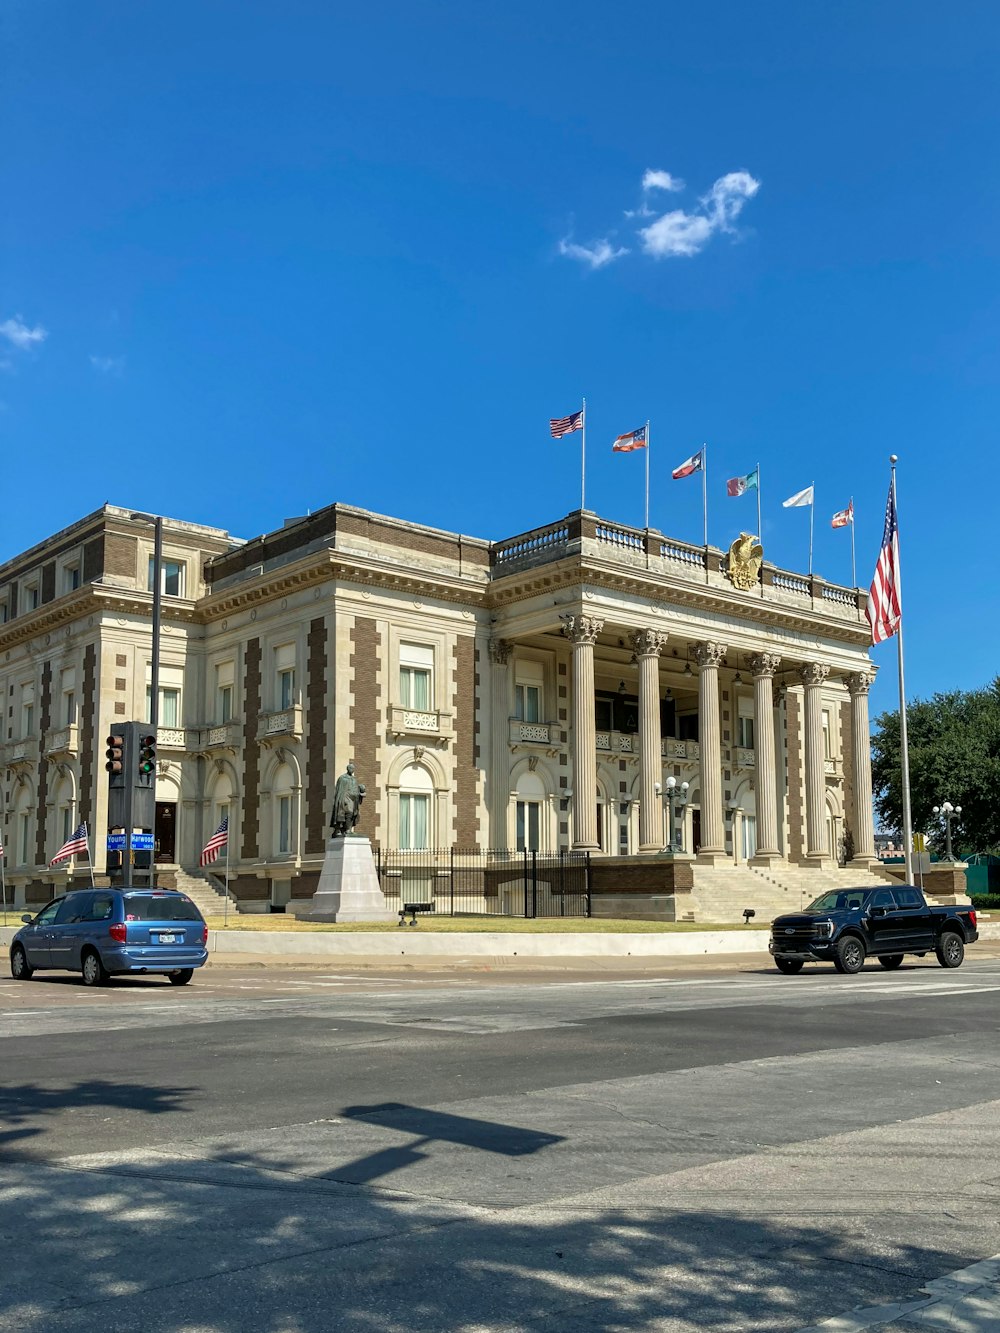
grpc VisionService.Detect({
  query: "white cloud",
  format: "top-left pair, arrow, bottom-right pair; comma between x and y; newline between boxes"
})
0,315 -> 47,350
558,236 -> 629,269
640,169 -> 760,259
642,169 -> 685,193
89,354 -> 125,375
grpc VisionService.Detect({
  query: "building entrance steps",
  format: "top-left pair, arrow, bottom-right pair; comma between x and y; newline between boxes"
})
688,861 -> 899,923
163,866 -> 234,917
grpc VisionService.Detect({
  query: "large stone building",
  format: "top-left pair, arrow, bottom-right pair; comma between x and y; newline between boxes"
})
0,502 -> 885,919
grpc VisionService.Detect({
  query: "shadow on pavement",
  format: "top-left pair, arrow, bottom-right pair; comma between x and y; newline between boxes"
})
0,1079 -> 197,1158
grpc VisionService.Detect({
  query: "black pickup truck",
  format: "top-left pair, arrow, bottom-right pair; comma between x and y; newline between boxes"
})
769,883 -> 978,975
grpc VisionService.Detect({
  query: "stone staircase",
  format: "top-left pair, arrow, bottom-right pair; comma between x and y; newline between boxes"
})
689,861 -> 897,924
167,867 -> 234,919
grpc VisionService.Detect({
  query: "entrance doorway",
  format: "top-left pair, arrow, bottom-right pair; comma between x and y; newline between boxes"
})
691,808 -> 701,855
155,802 -> 176,863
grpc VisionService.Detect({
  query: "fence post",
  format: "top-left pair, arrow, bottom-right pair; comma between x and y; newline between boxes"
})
522,850 -> 529,918
450,846 -> 455,917
585,851 -> 592,917
531,850 -> 537,918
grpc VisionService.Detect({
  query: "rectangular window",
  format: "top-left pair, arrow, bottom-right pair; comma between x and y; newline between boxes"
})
218,684 -> 233,723
278,796 -> 291,854
399,793 -> 430,850
18,812 -> 30,866
22,702 -> 34,738
399,643 -> 433,712
62,807 -> 72,843
516,801 -> 541,852
678,713 -> 699,742
822,709 -> 832,759
514,684 -> 541,723
148,557 -> 186,598
64,566 -> 81,593
277,668 -> 294,711
26,585 -> 39,611
737,715 -> 755,749
146,686 -> 181,728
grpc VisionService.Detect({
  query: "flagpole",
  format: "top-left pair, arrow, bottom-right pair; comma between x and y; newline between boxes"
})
224,823 -> 230,929
85,822 -> 95,889
581,397 -> 587,512
890,456 -> 914,884
850,496 -> 857,588
702,444 -> 708,549
757,462 -> 763,598
1,847 -> 7,921
809,481 -> 815,576
644,419 -> 650,530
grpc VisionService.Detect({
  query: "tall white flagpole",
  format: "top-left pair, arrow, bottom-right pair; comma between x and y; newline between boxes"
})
0,845 -> 7,920
223,821 -> 230,929
581,398 -> 587,512
702,444 -> 708,549
809,481 -> 815,576
890,456 -> 914,884
644,419 -> 650,530
85,822 -> 95,889
756,462 -> 763,598
849,496 -> 857,588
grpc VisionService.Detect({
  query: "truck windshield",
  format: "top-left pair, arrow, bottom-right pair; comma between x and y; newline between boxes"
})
805,891 -> 870,913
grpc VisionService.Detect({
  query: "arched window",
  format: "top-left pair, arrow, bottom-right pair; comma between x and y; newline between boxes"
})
399,763 -> 433,850
272,764 -> 295,857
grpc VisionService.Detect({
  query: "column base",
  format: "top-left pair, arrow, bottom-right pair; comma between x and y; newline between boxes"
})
848,854 -> 879,869
571,842 -> 600,853
696,850 -> 729,866
748,852 -> 786,869
804,854 -> 837,871
638,843 -> 666,855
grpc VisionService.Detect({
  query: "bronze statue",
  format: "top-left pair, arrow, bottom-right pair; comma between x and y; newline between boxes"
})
330,761 -> 365,837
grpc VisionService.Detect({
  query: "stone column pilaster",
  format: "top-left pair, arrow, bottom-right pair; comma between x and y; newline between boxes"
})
631,629 -> 668,852
566,615 -> 603,850
695,640 -> 727,862
748,652 -> 782,864
488,639 -> 512,850
847,670 -> 878,866
800,662 -> 832,864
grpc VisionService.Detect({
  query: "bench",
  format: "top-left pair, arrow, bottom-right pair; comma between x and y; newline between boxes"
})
398,902 -> 436,927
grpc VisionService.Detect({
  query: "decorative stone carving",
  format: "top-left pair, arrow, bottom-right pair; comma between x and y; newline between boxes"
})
725,533 -> 763,591
694,641 -> 727,670
847,670 -> 876,697
799,662 -> 831,688
629,628 -> 668,658
564,615 -> 603,646
488,638 -> 512,666
748,652 -> 781,679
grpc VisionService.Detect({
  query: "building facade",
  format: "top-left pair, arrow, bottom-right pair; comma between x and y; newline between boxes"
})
0,502 -> 881,917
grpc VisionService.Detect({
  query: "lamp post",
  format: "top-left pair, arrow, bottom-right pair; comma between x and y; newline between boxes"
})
664,776 -> 689,852
931,800 -> 962,863
130,512 -> 163,886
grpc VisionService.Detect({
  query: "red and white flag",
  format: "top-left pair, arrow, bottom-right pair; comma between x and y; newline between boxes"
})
867,485 -> 901,644
671,448 -> 704,480
831,501 -> 854,529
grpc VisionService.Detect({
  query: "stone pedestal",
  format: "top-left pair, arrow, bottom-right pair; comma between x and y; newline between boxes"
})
293,836 -> 396,923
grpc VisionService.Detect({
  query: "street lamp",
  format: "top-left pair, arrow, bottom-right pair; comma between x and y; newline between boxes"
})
130,512 -> 163,888
931,800 -> 962,863
664,775 -> 689,852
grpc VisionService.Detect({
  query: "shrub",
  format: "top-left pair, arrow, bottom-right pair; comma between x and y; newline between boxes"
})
969,894 -> 1000,910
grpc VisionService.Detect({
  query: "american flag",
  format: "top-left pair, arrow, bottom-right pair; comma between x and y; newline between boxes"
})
50,822 -> 89,866
200,816 -> 229,867
549,409 -> 584,438
867,484 -> 901,644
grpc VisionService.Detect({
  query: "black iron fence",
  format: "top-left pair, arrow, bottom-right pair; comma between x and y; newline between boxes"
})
374,848 -> 592,918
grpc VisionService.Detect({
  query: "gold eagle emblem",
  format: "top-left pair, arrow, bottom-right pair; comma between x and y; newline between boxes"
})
725,532 -> 763,591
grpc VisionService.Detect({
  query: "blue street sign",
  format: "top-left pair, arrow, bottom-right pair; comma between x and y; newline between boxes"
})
131,833 -> 155,851
106,834 -> 126,850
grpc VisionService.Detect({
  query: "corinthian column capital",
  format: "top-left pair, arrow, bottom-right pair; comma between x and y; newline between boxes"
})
488,638 -> 513,666
799,661 -> 831,688
630,628 -> 668,659
748,652 -> 782,679
694,640 -> 727,670
847,669 -> 876,697
565,615 -> 604,646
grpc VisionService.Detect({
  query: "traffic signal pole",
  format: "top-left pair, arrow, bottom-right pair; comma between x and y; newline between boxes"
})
105,721 -> 157,887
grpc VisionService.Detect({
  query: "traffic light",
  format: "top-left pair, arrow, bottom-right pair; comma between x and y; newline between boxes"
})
105,734 -> 125,781
138,733 -> 157,779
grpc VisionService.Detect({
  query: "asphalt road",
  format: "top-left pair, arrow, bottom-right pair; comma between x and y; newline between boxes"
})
3,952 -> 1000,1332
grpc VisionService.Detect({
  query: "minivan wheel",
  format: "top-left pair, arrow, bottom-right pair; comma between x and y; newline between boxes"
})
10,945 -> 33,980
936,931 -> 965,969
168,969 -> 194,986
878,954 -> 905,970
834,936 -> 866,974
774,957 -> 805,975
81,949 -> 109,987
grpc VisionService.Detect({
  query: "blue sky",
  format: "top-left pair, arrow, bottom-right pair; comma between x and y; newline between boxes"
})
3,1 -> 999,721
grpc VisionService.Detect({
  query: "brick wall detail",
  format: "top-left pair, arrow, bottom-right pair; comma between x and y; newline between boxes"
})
79,644 -> 97,828
305,616 -> 328,854
785,692 -> 805,862
453,635 -> 480,847
104,534 -> 138,581
349,618 -> 380,843
34,662 -> 52,865
242,640 -> 261,860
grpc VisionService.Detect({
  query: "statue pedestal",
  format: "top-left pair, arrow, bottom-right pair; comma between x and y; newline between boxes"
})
293,836 -> 396,923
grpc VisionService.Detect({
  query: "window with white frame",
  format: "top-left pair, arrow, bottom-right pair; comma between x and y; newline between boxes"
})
514,660 -> 544,724
0,594 -> 8,623
18,811 -> 31,866
274,644 -> 296,711
148,557 -> 186,598
63,564 -> 81,594
215,662 -> 235,722
398,762 -> 433,849
277,795 -> 292,854
146,664 -> 183,728
24,583 -> 40,611
399,643 -> 433,712
516,801 -> 541,852
737,712 -> 755,749
61,668 -> 76,727
822,708 -> 832,760
20,684 -> 35,739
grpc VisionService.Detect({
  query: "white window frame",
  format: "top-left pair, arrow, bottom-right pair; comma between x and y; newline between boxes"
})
148,557 -> 187,598
146,685 -> 181,728
277,795 -> 292,855
63,564 -> 81,594
277,668 -> 295,711
516,800 -> 541,852
399,643 -> 434,713
18,811 -> 31,866
514,683 -> 542,724
737,714 -> 755,749
822,708 -> 832,760
399,793 -> 431,850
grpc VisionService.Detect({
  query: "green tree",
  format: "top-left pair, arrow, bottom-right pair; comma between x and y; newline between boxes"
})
871,678 -> 1000,856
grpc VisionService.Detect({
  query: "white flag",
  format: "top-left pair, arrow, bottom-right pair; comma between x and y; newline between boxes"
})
782,485 -> 814,508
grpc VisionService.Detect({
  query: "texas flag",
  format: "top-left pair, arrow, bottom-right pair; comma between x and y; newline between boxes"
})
611,425 -> 647,453
671,448 -> 704,480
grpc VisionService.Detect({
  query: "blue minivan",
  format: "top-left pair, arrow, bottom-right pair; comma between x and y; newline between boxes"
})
10,888 -> 209,986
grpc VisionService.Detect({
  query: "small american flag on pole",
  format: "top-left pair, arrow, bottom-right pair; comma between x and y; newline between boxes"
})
200,816 -> 229,867
867,484 -> 902,644
549,408 -> 584,438
50,822 -> 89,866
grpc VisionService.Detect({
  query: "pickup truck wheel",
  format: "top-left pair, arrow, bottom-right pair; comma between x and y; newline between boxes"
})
774,957 -> 805,975
878,954 -> 904,970
936,931 -> 965,969
834,935 -> 866,974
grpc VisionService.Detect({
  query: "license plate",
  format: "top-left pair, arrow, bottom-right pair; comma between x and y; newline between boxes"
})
156,933 -> 178,944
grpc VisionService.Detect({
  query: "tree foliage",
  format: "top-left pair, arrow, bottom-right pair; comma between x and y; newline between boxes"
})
871,678 -> 1000,855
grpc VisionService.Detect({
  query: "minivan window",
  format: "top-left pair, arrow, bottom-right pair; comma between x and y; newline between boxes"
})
54,895 -> 89,925
85,894 -> 116,922
123,894 -> 202,922
33,899 -> 64,926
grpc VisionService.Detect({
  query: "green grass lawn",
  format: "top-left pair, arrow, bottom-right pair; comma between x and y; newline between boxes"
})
201,914 -> 769,934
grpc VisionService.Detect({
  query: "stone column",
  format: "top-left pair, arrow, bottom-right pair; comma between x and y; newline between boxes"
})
748,652 -> 782,864
566,615 -> 603,850
488,639 -> 512,849
631,629 -> 668,852
695,640 -> 727,862
799,662 -> 831,864
847,670 -> 878,865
